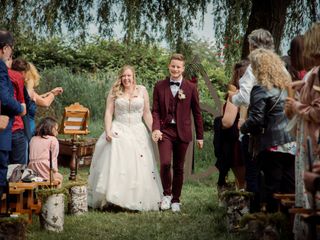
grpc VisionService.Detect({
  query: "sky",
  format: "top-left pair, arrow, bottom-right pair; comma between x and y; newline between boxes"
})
87,6 -> 216,48
85,4 -> 293,55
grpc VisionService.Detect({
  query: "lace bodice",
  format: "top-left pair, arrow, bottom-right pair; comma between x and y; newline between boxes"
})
114,97 -> 144,125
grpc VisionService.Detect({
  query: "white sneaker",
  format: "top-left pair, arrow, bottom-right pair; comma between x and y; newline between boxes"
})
171,202 -> 181,212
160,195 -> 172,210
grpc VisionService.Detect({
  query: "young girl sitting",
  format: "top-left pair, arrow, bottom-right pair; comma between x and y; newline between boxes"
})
28,117 -> 63,187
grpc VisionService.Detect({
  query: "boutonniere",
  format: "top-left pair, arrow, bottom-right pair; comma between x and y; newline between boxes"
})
178,89 -> 186,100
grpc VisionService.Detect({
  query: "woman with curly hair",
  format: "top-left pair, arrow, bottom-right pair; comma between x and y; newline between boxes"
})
240,48 -> 295,212
87,65 -> 162,211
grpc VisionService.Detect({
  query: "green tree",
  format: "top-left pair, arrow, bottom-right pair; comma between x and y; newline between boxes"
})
213,0 -> 319,70
1,0 -> 319,69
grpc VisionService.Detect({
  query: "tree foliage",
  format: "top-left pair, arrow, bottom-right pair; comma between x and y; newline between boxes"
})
22,37 -> 225,130
0,0 -> 210,51
1,0 -> 319,72
213,0 -> 319,71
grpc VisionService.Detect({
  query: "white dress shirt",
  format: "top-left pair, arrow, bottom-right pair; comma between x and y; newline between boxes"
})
170,78 -> 182,97
169,78 -> 182,123
231,65 -> 256,107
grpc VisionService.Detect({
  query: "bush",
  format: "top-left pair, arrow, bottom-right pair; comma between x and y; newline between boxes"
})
37,67 -> 116,121
18,37 -> 227,130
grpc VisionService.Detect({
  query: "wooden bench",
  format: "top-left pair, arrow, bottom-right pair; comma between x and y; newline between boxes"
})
273,193 -> 295,211
10,183 -> 41,213
1,181 -> 60,223
1,187 -> 28,220
36,180 -> 60,189
8,183 -> 38,223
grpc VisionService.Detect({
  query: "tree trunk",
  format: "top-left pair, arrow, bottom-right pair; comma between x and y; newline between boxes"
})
241,0 -> 293,58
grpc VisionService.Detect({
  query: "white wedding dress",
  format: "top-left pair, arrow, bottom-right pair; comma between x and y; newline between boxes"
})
87,91 -> 163,211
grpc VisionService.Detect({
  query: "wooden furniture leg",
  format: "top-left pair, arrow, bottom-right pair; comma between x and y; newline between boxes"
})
69,139 -> 77,180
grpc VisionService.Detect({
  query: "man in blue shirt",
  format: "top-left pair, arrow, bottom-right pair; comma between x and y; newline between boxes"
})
0,30 -> 26,205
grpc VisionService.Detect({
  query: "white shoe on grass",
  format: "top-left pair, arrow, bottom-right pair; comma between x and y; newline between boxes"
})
171,202 -> 181,212
160,195 -> 172,210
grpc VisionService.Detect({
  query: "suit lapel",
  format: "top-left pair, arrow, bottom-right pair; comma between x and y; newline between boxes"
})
164,79 -> 171,114
176,79 -> 186,115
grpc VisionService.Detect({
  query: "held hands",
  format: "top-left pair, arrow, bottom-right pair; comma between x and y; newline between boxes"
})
196,140 -> 204,149
152,130 -> 163,142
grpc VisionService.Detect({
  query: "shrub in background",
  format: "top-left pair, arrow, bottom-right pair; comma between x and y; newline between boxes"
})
36,67 -> 115,122
17,37 -> 228,131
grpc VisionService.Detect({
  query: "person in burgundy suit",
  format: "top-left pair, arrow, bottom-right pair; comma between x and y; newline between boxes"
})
152,53 -> 204,212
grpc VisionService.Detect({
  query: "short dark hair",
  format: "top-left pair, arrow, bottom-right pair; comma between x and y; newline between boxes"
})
35,117 -> 58,138
11,58 -> 30,72
0,30 -> 14,49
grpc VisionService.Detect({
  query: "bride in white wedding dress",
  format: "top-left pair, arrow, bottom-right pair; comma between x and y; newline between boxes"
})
87,65 -> 162,211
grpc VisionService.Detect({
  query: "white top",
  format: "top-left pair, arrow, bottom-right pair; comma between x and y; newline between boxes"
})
170,78 -> 182,97
231,65 -> 256,107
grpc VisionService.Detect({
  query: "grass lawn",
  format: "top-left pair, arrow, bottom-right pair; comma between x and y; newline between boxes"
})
26,166 -> 245,240
27,129 -> 245,240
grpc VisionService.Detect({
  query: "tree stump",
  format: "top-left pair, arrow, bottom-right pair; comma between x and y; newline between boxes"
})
40,193 -> 64,232
69,185 -> 88,215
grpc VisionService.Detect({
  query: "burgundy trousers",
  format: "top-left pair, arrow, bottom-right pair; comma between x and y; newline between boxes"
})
158,124 -> 189,203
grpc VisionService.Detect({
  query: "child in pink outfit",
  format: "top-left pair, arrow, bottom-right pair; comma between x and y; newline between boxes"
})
28,117 -> 63,186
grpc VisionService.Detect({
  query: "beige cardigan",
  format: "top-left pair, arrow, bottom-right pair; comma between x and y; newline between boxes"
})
293,66 -> 320,155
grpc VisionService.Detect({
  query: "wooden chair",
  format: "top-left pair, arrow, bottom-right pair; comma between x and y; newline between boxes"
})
60,102 -> 90,180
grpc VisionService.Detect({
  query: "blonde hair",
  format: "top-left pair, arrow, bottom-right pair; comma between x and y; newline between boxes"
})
304,23 -> 320,63
24,62 -> 40,89
249,48 -> 291,90
169,53 -> 185,64
111,65 -> 136,98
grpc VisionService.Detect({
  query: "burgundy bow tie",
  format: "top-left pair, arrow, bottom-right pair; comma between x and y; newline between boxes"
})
170,81 -> 180,87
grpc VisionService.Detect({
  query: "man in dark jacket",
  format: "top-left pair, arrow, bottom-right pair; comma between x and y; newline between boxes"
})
0,30 -> 26,204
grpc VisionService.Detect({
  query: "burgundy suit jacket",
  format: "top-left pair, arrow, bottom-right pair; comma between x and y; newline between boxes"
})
152,77 -> 204,143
